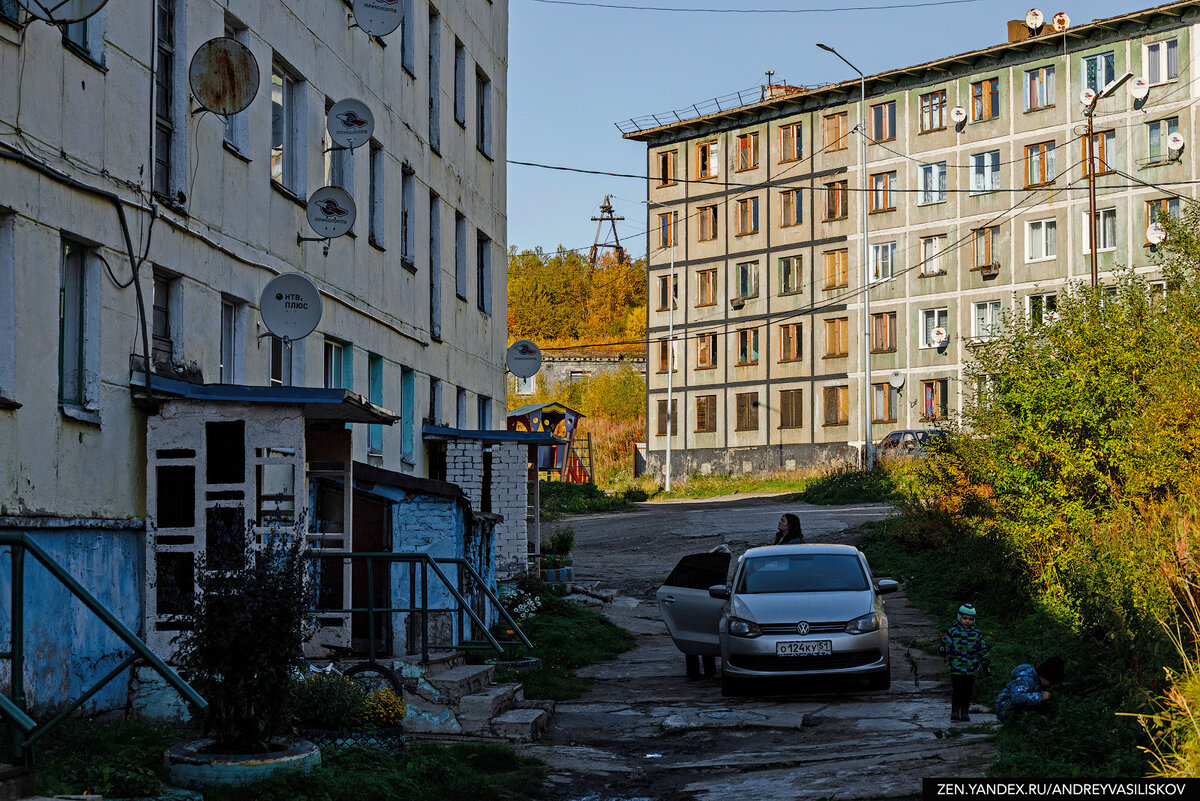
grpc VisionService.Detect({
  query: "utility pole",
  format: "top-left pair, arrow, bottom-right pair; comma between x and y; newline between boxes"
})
1081,71 -> 1132,288
589,195 -> 627,265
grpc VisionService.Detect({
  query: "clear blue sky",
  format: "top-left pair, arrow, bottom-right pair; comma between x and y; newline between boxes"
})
506,0 -> 1149,256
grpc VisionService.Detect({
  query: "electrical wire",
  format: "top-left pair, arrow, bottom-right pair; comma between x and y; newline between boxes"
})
527,0 -> 986,12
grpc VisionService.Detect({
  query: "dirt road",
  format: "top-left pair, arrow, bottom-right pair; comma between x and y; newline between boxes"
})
522,494 -> 995,801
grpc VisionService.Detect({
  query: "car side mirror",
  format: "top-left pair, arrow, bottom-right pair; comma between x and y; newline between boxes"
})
708,584 -> 729,599
875,579 -> 900,595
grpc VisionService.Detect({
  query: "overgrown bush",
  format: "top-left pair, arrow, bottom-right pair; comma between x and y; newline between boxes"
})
544,527 -> 575,556
292,673 -> 367,731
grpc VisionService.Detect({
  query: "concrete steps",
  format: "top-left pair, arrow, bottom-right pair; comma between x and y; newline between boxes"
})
0,764 -> 35,801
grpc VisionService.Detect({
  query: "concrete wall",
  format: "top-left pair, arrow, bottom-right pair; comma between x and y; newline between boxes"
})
647,442 -> 859,480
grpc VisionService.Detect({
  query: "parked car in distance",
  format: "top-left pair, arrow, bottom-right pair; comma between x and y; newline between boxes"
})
658,543 -> 899,696
876,429 -> 946,458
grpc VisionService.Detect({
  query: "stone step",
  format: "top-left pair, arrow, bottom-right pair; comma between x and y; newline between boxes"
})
457,683 -> 524,734
427,664 -> 495,704
0,765 -> 35,801
490,707 -> 552,742
421,649 -> 467,678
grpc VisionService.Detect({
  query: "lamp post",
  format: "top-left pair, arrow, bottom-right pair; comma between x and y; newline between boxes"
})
646,200 -> 676,492
818,43 -> 873,470
1081,71 -> 1132,288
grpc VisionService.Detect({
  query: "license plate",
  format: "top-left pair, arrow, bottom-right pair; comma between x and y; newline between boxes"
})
776,640 -> 832,657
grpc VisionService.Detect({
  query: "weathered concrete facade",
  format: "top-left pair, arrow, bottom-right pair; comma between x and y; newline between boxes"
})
627,1 -> 1196,477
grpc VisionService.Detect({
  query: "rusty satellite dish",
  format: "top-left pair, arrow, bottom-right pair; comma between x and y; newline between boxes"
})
353,0 -> 402,37
16,0 -> 108,23
189,37 -> 260,116
327,99 -> 375,150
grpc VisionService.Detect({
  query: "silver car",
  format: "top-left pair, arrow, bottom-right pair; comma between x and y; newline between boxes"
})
657,543 -> 899,696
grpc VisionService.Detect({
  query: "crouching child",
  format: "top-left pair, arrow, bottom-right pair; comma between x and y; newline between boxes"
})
994,655 -> 1066,723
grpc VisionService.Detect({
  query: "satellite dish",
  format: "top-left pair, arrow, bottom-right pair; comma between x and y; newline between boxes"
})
1147,222 -> 1166,245
932,326 -> 948,345
16,0 -> 107,23
1128,77 -> 1150,100
1025,8 -> 1044,29
306,187 -> 356,239
888,371 -> 905,390
950,107 -> 967,123
1051,12 -> 1070,31
1045,310 -> 1060,324
189,38 -> 259,116
260,273 -> 323,341
327,99 -> 375,150
353,0 -> 402,37
506,340 -> 543,379
1168,132 -> 1186,151
1080,88 -> 1097,107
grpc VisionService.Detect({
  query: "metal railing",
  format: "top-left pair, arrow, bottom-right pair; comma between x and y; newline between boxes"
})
309,551 -> 531,665
615,82 -> 808,135
0,533 -> 206,765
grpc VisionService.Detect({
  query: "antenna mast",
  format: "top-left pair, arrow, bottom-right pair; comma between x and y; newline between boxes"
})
589,195 -> 627,265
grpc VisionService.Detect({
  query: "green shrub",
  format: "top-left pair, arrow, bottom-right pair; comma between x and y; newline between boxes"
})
544,527 -> 575,555
292,672 -> 366,730
34,719 -> 194,797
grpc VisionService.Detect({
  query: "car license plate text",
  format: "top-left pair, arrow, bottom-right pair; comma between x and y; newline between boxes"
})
776,640 -> 832,657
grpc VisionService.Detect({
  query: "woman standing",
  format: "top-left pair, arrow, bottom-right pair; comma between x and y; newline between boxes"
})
773,513 -> 804,545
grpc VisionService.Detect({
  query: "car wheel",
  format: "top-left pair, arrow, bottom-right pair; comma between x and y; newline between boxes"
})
867,662 -> 891,691
720,673 -> 742,697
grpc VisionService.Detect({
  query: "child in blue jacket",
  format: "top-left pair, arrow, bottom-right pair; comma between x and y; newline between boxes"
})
994,655 -> 1066,723
940,603 -> 990,722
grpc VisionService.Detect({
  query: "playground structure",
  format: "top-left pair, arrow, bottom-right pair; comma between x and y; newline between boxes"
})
507,402 -> 594,484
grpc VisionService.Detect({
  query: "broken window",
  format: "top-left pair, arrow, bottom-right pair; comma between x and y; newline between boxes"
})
206,420 -> 246,485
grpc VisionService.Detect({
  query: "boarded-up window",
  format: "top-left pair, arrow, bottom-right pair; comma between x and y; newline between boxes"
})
735,392 -> 759,431
871,311 -> 897,352
823,385 -> 849,426
780,389 -> 803,429
656,398 -> 678,436
824,317 -> 849,358
206,420 -> 245,485
157,465 -> 196,528
695,395 -> 717,433
823,249 -> 848,288
156,552 -> 194,615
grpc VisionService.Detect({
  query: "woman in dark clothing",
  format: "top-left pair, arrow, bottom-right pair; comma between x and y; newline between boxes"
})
774,513 -> 804,544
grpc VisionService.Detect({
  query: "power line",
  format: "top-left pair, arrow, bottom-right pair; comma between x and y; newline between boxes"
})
527,0 -> 985,12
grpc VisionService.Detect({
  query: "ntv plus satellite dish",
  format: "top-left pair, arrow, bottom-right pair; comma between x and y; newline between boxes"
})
16,0 -> 107,23
306,187 -> 356,239
353,0 -> 402,37
506,340 -> 543,379
327,99 -> 375,150
189,38 -> 260,116
260,273 -> 323,341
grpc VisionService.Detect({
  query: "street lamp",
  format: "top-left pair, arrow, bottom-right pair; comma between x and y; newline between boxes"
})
1081,71 -> 1132,287
645,200 -> 677,492
818,43 -> 873,470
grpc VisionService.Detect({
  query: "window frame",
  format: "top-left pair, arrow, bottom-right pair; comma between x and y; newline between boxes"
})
921,378 -> 950,421
919,234 -> 946,277
735,197 -> 760,236
1148,117 -> 1180,163
919,89 -> 947,133
1024,64 -> 1056,111
824,180 -> 848,221
736,260 -> 760,299
696,140 -> 719,180
823,248 -> 849,289
870,311 -> 897,353
870,171 -> 897,213
971,77 -> 1000,122
780,188 -> 802,228
973,226 -> 999,269
918,161 -> 947,205
696,268 -> 717,307
656,273 -> 679,311
657,149 -> 679,187
695,395 -> 717,433
822,385 -> 849,427
779,388 -> 803,429
972,299 -> 1004,339
870,101 -> 896,142
1025,141 -> 1056,187
658,210 -> 679,248
1083,208 -> 1118,253
779,255 -> 801,296
736,132 -> 760,171
872,382 -> 898,424
1146,38 -> 1179,85
920,307 -> 949,349
779,322 -> 803,362
656,398 -> 678,437
736,327 -> 760,366
969,149 -> 1001,194
735,391 -> 760,432
270,59 -> 305,194
1026,218 -> 1057,262
1083,129 -> 1116,177
1028,292 -> 1059,326
1081,51 -> 1116,94
824,317 -> 849,359
779,122 -> 803,162
870,241 -> 897,282
697,204 -> 718,241
823,112 -> 848,151
696,333 -> 718,370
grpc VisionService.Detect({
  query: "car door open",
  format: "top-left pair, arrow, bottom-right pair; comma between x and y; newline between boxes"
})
656,550 -> 731,656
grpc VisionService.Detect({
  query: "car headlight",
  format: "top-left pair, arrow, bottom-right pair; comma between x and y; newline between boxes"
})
846,612 -> 880,634
727,617 -> 762,638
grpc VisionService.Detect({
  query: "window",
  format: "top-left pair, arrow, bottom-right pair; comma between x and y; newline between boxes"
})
823,386 -> 848,426
871,171 -> 896,212
824,180 -> 848,220
368,142 -> 385,246
1148,118 -> 1180,163
63,9 -> 104,62
657,273 -> 678,310
219,299 -> 244,384
0,0 -> 18,23
780,323 -> 802,362
696,333 -> 717,369
970,150 -> 1000,193
478,395 -> 491,430
59,242 -> 98,410
736,132 -> 759,171
154,0 -> 180,199
973,226 -> 998,268
695,395 -> 717,433
401,167 -> 415,268
656,398 -> 678,436
696,140 -> 719,179
973,300 -> 1003,339
823,249 -> 848,289
323,339 -> 351,389
430,194 -> 441,337
780,389 -> 803,429
658,150 -> 678,186
871,311 -> 897,353
871,241 -> 896,281
735,392 -> 760,431
476,69 -> 492,156
453,39 -> 467,126
515,374 -> 535,394
1024,65 -> 1055,110
429,377 -> 442,425
698,205 -> 717,241
824,317 -> 848,358
779,256 -> 801,295
780,189 -> 802,227
270,61 -> 304,192
324,99 -> 354,196
872,383 -> 898,423
658,211 -> 679,247
1025,141 -> 1056,187
477,232 -> 492,314
736,261 -> 759,299
697,268 -> 716,307
971,78 -> 999,122
918,162 -> 946,204
368,354 -> 384,452
656,338 -> 677,373
1029,292 -> 1058,325
922,379 -> 949,420
151,271 -> 176,366
780,122 -> 803,162
269,336 -> 292,387
1081,51 -> 1115,93
428,10 -> 441,151
921,308 -> 949,349
737,328 -> 759,365
919,235 -> 945,276
0,213 -> 12,402
450,212 -> 466,299
400,366 -> 415,459
1083,129 -> 1115,177
871,101 -> 895,141
1027,218 -> 1057,261
823,112 -> 848,150
920,89 -> 946,132
1147,197 -> 1182,230
1084,208 -> 1117,252
736,198 -> 759,235
1147,38 -> 1179,85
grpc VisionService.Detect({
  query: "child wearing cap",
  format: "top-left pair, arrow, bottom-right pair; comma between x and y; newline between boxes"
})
994,655 -> 1067,723
940,603 -> 991,722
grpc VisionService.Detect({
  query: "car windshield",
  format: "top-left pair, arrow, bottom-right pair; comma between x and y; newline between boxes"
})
735,554 -> 869,594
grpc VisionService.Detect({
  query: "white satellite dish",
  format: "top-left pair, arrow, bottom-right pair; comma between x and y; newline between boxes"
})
1128,77 -> 1150,101
506,340 -> 543,379
1080,88 -> 1097,107
1025,8 -> 1044,29
932,326 -> 949,345
888,371 -> 905,390
260,273 -> 323,341
189,38 -> 259,116
1168,132 -> 1186,151
1045,310 -> 1060,324
327,99 -> 375,150
1051,12 -> 1070,31
306,187 -> 356,239
950,107 -> 967,123
353,0 -> 402,37
1147,222 -> 1166,245
16,0 -> 107,23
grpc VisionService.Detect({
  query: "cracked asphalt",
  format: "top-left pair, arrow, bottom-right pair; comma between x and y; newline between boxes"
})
520,494 -> 995,801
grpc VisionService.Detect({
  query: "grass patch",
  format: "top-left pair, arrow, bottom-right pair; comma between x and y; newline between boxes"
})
34,718 -> 196,797
781,466 -> 896,505
647,470 -> 808,500
641,466 -> 896,504
536,480 -> 645,519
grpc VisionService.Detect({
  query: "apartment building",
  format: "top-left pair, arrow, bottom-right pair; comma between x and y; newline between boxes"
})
624,1 -> 1193,477
0,0 -> 510,711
